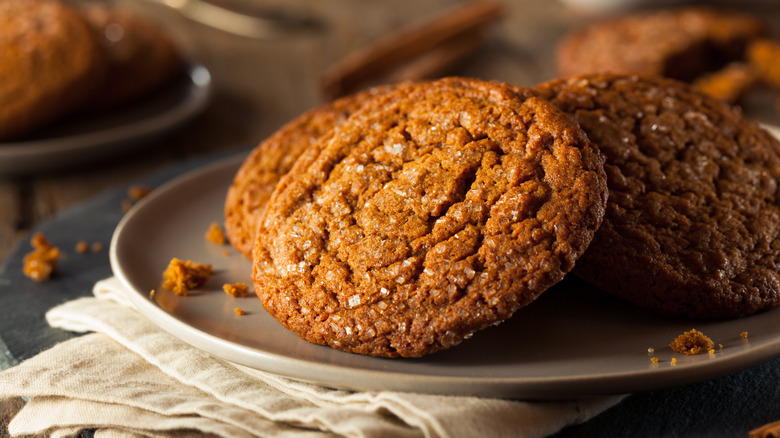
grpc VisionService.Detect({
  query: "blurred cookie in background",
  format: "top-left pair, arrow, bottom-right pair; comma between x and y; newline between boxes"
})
80,3 -> 183,110
0,0 -> 106,141
556,7 -> 769,105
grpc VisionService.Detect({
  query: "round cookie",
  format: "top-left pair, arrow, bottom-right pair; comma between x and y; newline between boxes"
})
225,85 -> 396,258
0,0 -> 105,141
80,4 -> 182,109
534,73 -> 780,319
253,77 -> 608,357
556,7 -> 768,82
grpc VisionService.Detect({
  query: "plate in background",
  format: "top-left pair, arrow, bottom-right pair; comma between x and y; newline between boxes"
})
0,64 -> 212,176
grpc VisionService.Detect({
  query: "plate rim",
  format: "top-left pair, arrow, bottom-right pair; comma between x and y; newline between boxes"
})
110,152 -> 780,400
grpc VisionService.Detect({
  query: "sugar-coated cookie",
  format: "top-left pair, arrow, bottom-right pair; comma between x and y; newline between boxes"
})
225,85 -> 396,258
535,73 -> 780,318
253,77 -> 607,357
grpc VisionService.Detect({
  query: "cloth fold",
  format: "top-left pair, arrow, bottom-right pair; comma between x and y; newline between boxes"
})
0,277 -> 624,437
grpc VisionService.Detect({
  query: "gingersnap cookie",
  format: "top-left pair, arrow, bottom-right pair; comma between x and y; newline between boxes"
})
534,73 -> 780,319
0,0 -> 105,141
253,77 -> 607,357
556,7 -> 768,82
224,85 -> 396,258
80,4 -> 181,109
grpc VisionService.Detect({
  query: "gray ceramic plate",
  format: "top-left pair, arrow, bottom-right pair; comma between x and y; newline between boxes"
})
0,64 -> 211,176
110,153 -> 780,399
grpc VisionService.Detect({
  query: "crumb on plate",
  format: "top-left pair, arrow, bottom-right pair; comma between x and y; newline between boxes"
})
670,329 -> 714,356
223,282 -> 250,298
205,222 -> 227,245
161,257 -> 214,296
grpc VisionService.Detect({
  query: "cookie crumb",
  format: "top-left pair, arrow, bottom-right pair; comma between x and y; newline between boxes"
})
23,233 -> 61,282
128,185 -> 152,200
76,241 -> 103,253
223,282 -> 250,298
161,258 -> 214,296
234,307 -> 246,316
671,357 -> 677,365
123,186 -> 153,213
650,357 -> 660,363
149,289 -> 156,299
205,222 -> 226,245
741,331 -> 749,338
75,241 -> 90,253
670,329 -> 714,356
647,347 -> 655,353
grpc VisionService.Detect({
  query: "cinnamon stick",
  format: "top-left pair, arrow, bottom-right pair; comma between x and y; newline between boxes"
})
320,1 -> 504,100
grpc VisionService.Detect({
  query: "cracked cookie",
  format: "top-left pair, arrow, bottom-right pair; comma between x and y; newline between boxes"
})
225,85 -> 396,258
253,77 -> 607,357
534,73 -> 780,318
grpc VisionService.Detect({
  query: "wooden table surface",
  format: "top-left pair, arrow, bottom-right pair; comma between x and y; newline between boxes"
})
2,0 -> 778,268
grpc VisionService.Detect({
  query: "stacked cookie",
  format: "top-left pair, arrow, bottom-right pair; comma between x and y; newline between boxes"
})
534,74 -> 780,319
226,73 -> 780,357
0,0 -> 181,142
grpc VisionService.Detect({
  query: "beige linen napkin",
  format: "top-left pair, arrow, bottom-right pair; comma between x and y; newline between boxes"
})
0,277 -> 625,438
